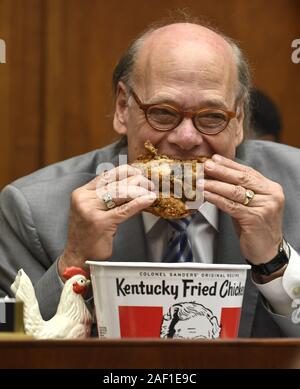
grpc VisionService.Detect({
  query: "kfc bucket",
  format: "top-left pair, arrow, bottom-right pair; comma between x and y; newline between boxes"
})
87,262 -> 250,339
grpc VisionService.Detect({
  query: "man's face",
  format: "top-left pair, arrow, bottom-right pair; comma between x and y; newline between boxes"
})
172,315 -> 215,339
114,24 -> 244,162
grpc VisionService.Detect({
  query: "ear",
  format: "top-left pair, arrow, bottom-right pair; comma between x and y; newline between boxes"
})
234,102 -> 245,147
113,82 -> 129,135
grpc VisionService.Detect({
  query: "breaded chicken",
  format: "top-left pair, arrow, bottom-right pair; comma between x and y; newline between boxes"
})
132,141 -> 207,218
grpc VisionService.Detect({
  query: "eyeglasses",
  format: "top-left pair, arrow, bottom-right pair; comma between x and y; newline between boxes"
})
130,89 -> 237,135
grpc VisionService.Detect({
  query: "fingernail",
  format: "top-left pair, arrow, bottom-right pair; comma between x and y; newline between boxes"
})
205,160 -> 215,169
212,154 -> 222,162
148,192 -> 157,200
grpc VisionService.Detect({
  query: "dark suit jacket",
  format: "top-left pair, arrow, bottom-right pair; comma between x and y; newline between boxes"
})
1,137 -> 300,337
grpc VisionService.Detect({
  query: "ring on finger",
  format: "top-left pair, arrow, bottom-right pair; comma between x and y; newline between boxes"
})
102,192 -> 116,210
243,189 -> 255,206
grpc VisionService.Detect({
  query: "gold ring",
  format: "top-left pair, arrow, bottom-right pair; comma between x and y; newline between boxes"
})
102,192 -> 116,210
243,189 -> 255,206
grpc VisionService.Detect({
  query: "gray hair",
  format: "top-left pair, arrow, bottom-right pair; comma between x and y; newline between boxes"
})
112,15 -> 252,131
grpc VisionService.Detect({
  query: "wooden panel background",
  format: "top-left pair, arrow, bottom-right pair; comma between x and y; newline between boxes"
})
0,0 -> 299,189
0,0 -> 44,188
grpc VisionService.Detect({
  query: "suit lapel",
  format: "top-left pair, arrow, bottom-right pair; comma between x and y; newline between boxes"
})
216,210 -> 258,338
216,212 -> 241,264
110,214 -> 149,262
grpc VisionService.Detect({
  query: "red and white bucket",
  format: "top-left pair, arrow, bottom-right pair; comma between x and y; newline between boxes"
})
87,262 -> 250,339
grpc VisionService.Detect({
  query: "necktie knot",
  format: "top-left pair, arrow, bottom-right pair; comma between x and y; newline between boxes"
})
167,216 -> 192,233
163,215 -> 194,263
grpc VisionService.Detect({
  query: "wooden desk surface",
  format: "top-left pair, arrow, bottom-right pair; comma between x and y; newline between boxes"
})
1,338 -> 300,368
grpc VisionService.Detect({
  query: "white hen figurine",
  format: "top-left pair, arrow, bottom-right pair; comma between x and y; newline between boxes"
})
11,267 -> 92,339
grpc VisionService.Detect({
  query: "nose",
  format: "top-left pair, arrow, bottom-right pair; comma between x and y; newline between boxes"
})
167,118 -> 204,151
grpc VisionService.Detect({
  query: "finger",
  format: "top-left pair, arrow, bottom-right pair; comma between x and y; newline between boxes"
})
104,185 -> 155,205
111,193 -> 157,222
204,190 -> 244,217
203,179 -> 264,206
212,154 -> 250,172
95,174 -> 155,202
120,174 -> 155,191
204,159 -> 272,194
96,180 -> 156,207
87,165 -> 142,190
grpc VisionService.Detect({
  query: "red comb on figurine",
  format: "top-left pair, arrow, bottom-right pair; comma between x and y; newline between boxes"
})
63,267 -> 88,280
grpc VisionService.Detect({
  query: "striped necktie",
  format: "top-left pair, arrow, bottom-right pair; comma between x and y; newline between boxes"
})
163,217 -> 193,262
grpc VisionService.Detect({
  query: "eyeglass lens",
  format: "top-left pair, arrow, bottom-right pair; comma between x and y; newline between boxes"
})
146,105 -> 228,133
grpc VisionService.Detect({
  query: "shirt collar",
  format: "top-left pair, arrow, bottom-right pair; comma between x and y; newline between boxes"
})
142,201 -> 219,234
199,201 -> 219,231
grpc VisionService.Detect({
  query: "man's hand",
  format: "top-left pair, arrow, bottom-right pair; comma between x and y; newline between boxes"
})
203,154 -> 284,264
58,165 -> 156,279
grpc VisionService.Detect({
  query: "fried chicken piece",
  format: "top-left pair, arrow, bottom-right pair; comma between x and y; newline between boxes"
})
132,141 -> 207,219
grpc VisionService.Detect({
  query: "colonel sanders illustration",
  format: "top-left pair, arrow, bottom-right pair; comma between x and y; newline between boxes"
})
160,302 -> 221,339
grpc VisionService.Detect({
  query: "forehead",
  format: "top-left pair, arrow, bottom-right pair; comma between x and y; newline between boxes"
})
175,315 -> 211,330
133,24 -> 238,105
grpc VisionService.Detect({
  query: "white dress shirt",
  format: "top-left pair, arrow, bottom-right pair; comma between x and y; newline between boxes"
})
142,202 -> 300,335
143,201 -> 218,264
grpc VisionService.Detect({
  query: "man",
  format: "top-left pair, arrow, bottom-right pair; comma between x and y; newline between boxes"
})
160,302 -> 221,339
248,88 -> 282,142
1,20 -> 300,337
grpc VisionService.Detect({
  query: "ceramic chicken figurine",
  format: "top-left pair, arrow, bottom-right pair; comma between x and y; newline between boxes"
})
11,267 -> 92,339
